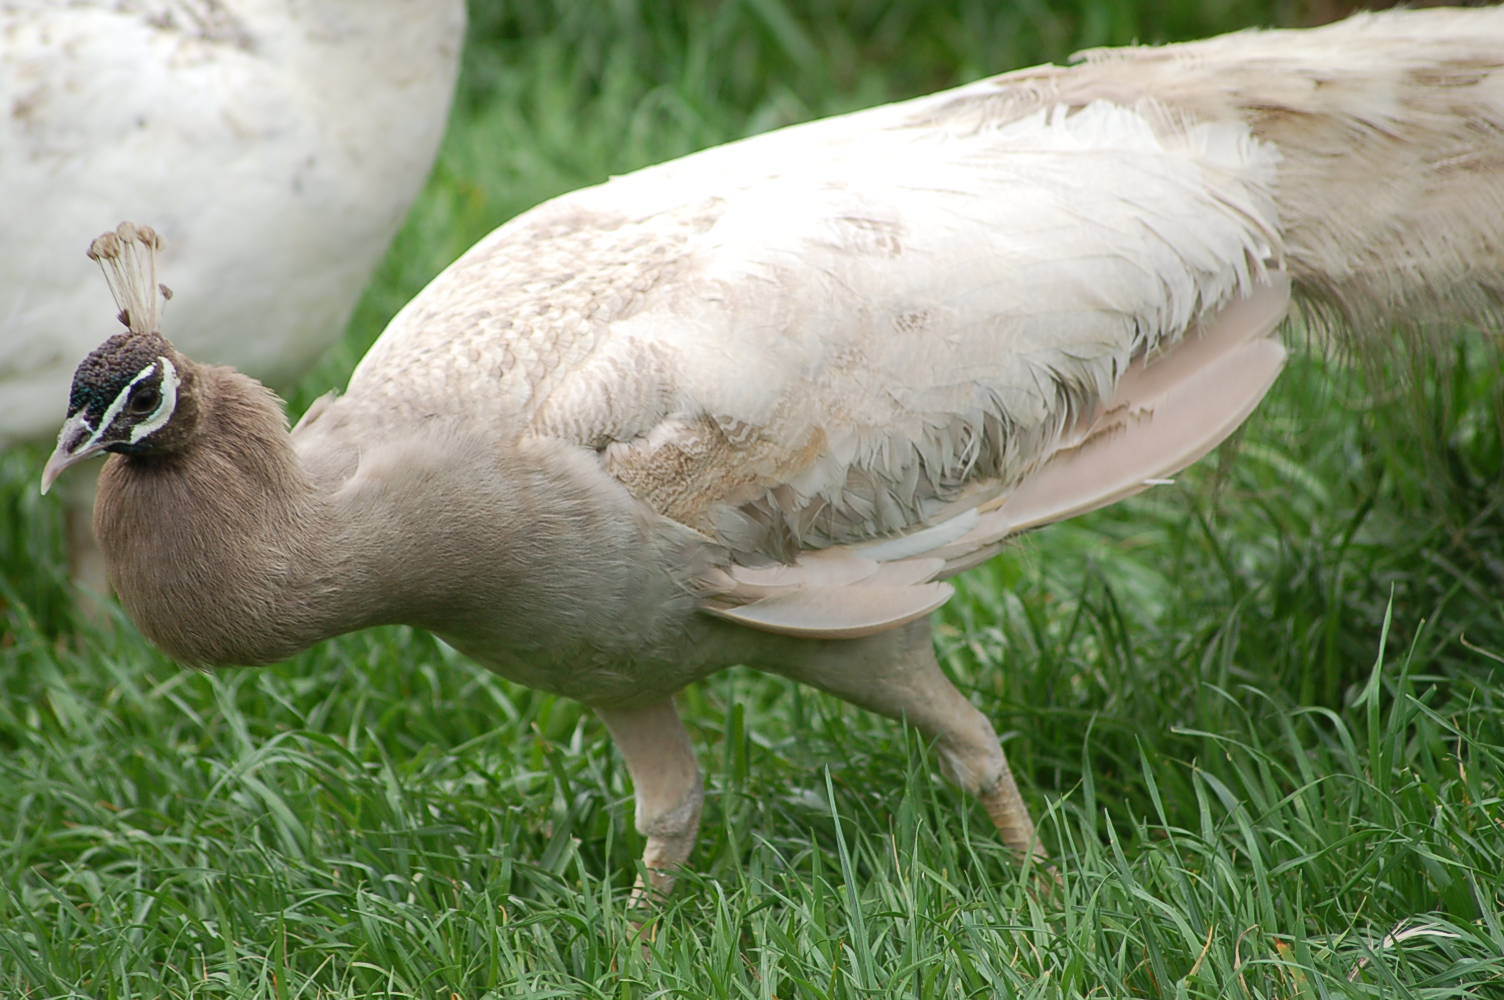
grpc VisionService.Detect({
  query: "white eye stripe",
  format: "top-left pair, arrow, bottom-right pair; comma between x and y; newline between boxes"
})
128,356 -> 179,443
78,356 -> 178,452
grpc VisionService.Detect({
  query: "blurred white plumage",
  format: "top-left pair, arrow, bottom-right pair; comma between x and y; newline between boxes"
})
0,0 -> 465,443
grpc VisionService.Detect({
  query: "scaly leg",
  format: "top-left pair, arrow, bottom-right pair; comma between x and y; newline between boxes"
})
597,698 -> 704,903
766,620 -> 1046,860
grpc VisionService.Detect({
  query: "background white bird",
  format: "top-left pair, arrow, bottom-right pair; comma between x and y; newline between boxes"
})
0,0 -> 466,586
38,7 -> 1504,900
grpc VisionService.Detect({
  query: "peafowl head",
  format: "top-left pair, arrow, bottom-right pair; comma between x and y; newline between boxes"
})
41,223 -> 196,493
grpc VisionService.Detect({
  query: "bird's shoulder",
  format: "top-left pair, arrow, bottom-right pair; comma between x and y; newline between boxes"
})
345,88 -> 1291,635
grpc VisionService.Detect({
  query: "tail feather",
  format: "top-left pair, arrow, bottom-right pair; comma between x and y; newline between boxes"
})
928,8 -> 1504,332
1064,8 -> 1504,329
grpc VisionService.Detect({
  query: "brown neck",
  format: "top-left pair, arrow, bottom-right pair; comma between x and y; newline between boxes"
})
92,365 -> 709,669
94,366 -> 360,665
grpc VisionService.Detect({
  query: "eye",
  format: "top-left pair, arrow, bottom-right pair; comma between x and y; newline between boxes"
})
128,385 -> 161,415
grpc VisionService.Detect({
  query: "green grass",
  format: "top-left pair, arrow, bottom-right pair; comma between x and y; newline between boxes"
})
3,2 -> 1503,997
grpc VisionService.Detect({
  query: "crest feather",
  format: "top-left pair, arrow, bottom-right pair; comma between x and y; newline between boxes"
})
87,222 -> 173,334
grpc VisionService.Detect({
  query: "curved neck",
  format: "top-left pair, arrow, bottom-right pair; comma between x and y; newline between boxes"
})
93,367 -> 704,669
95,367 -> 356,665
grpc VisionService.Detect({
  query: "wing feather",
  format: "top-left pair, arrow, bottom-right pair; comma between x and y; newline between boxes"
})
697,277 -> 1289,637
994,275 -> 1290,534
702,584 -> 955,640
351,74 -> 1291,641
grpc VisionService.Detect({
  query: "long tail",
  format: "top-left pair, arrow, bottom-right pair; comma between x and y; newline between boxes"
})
992,7 -> 1504,330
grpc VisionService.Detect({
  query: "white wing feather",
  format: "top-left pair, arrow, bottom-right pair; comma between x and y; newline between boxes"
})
343,9 -> 1504,639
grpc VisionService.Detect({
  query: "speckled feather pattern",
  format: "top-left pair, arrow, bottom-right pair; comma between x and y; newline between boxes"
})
349,102 -> 1280,555
333,9 -> 1504,636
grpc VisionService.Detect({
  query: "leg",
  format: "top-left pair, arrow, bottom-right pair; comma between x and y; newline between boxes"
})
597,698 -> 704,902
765,620 -> 1045,860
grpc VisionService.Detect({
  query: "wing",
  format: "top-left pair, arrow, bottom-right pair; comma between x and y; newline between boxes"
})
699,276 -> 1289,637
350,88 -> 1290,638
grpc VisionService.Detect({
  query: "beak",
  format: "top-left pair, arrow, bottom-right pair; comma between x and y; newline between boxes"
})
40,413 -> 102,495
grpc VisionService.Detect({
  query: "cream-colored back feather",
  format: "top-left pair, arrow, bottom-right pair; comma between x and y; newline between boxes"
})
339,8 -> 1504,640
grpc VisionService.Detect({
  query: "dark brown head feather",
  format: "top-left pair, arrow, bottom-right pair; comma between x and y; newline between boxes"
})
67,332 -> 172,415
65,331 -> 200,457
